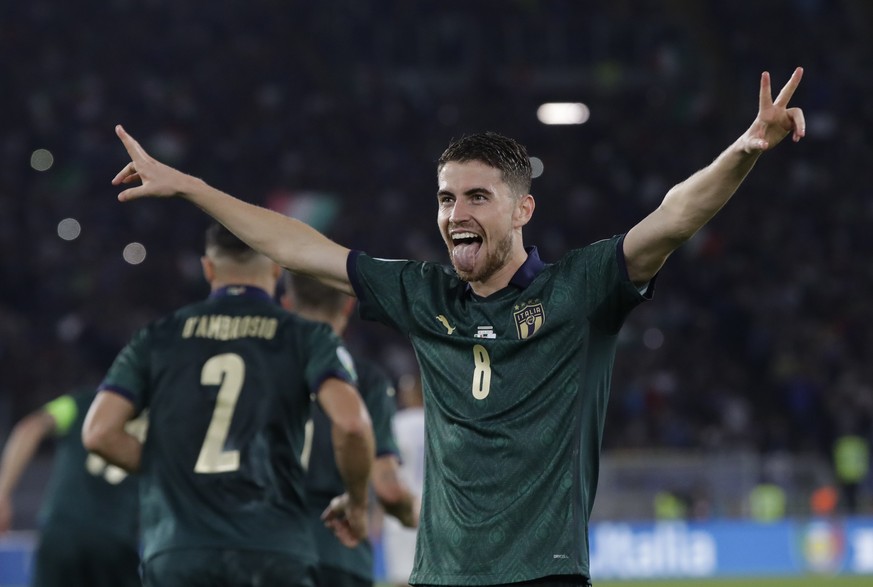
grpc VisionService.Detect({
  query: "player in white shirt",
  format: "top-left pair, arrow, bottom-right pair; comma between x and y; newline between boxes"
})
382,375 -> 425,587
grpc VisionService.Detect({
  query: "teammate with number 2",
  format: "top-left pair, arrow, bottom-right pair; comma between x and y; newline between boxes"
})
109,68 -> 805,586
82,223 -> 375,587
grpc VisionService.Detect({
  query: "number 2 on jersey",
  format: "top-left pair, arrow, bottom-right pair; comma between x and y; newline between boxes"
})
471,344 -> 492,400
195,353 -> 244,473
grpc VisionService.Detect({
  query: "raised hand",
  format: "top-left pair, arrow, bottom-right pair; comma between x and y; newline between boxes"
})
111,125 -> 194,202
740,67 -> 806,153
321,492 -> 368,547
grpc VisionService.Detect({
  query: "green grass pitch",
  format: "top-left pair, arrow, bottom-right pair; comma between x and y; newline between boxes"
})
375,578 -> 870,587
596,577 -> 872,586
375,576 -> 872,586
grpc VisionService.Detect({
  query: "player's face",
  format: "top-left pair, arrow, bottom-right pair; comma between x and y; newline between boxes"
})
437,160 -> 518,284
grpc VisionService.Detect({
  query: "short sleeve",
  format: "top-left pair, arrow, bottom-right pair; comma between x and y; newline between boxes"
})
347,251 -> 419,333
564,235 -> 653,334
360,363 -> 399,458
304,322 -> 358,393
99,326 -> 152,411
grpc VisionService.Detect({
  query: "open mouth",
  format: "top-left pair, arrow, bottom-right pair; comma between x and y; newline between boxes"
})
451,232 -> 483,247
451,232 -> 483,273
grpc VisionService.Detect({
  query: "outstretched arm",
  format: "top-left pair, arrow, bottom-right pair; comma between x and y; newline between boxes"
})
111,125 -> 353,295
0,410 -> 56,533
624,67 -> 806,284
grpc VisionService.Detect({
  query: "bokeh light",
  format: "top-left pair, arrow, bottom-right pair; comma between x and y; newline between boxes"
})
643,327 -> 664,350
57,218 -> 82,241
30,148 -> 54,171
123,242 -> 147,265
530,156 -> 544,179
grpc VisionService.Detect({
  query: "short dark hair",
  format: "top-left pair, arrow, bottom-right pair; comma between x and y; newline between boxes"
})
284,272 -> 349,315
437,131 -> 532,196
204,222 -> 258,262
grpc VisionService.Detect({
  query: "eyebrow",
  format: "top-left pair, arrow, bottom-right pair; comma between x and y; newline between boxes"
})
437,187 -> 493,197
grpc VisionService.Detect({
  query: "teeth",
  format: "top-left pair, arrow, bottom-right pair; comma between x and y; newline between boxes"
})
452,232 -> 479,241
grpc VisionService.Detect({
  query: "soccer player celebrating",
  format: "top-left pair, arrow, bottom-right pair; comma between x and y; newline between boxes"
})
108,68 -> 805,586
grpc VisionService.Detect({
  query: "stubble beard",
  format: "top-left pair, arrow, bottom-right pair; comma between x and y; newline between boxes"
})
451,230 -> 514,285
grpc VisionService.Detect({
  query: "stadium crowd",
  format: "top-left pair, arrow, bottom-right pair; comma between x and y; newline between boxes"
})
2,0 -> 872,516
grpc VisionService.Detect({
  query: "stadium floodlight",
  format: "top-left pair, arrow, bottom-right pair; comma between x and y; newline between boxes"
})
536,102 -> 590,125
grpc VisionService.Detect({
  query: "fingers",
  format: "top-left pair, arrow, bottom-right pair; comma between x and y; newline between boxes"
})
334,526 -> 361,548
788,107 -> 806,142
115,124 -> 150,162
321,509 -> 342,523
773,67 -> 804,108
758,72 -> 772,111
112,162 -> 138,186
118,185 -> 148,202
321,496 -> 346,521
323,516 -> 362,547
113,126 -> 150,199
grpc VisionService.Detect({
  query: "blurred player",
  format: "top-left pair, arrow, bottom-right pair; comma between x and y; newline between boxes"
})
282,272 -> 418,587
82,223 -> 375,587
110,68 -> 805,586
0,387 -> 142,587
381,374 -> 425,587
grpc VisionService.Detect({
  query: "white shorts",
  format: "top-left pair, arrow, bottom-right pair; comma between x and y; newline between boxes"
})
381,516 -> 419,585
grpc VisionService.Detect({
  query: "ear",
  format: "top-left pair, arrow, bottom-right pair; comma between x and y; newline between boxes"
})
201,256 -> 215,284
279,293 -> 293,311
513,194 -> 535,228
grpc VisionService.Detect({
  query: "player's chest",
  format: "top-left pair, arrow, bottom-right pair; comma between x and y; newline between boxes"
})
415,295 -> 564,342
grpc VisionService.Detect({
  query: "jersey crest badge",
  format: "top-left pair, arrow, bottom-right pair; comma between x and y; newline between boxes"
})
513,299 -> 545,339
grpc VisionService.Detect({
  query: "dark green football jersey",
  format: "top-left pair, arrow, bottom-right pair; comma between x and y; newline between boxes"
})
99,286 -> 356,564
305,355 -> 399,581
348,236 -> 649,585
38,387 -> 140,549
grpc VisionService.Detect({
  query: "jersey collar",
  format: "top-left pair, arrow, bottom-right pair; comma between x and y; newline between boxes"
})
509,246 -> 546,288
465,246 -> 545,297
209,285 -> 275,303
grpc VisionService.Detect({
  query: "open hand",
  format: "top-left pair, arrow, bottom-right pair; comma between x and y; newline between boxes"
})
321,493 -> 368,547
111,125 -> 193,201
741,67 -> 806,153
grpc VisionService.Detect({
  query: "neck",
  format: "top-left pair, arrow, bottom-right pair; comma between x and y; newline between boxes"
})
210,278 -> 275,298
468,246 -> 528,298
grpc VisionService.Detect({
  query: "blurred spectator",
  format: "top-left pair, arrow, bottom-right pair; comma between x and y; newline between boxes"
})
653,490 -> 688,521
748,480 -> 788,523
833,429 -> 870,514
382,374 -> 425,587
